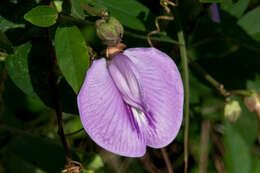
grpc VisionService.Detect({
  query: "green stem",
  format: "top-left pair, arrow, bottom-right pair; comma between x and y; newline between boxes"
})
188,60 -> 229,97
189,60 -> 252,97
176,14 -> 190,173
230,90 -> 253,96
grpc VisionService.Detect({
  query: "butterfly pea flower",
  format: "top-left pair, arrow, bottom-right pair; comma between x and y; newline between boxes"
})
210,3 -> 221,23
77,47 -> 184,157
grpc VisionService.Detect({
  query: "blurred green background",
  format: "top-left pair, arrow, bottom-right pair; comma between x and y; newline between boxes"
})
1,0 -> 260,172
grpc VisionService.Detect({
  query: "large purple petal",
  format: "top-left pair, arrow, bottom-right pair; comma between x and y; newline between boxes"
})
77,58 -> 146,157
124,48 -> 184,148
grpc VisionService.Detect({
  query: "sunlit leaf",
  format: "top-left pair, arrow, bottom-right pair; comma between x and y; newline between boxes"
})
24,5 -> 58,27
55,26 -> 90,94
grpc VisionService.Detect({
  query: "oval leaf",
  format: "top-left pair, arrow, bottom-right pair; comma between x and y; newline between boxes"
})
24,5 -> 58,27
54,26 -> 90,94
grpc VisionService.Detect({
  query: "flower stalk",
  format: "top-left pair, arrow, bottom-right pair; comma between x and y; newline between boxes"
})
176,12 -> 190,173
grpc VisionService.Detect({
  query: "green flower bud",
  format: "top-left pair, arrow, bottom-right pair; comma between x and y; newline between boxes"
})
96,17 -> 123,47
224,100 -> 242,122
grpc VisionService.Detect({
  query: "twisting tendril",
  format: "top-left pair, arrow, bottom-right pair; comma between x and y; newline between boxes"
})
147,0 -> 177,47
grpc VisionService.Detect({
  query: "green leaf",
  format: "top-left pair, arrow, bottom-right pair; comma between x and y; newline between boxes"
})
3,152 -> 47,173
64,116 -> 84,138
8,135 -> 67,173
71,0 -> 87,19
25,39 -> 78,114
6,42 -> 40,99
55,26 -> 90,93
24,5 -> 58,27
221,0 -> 250,18
0,16 -> 25,32
95,0 -> 149,31
84,153 -> 104,170
54,0 -> 63,13
253,157 -> 260,173
0,31 -> 13,53
238,7 -> 260,42
71,0 -> 108,19
223,123 -> 252,173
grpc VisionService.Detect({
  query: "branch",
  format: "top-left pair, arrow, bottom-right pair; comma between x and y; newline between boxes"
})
176,11 -> 190,173
161,148 -> 174,173
188,59 -> 229,97
0,64 -> 6,116
140,153 -> 161,173
199,120 -> 211,173
188,59 -> 252,97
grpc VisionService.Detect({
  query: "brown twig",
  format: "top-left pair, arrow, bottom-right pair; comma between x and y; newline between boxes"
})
199,120 -> 211,173
46,29 -> 72,163
212,129 -> 226,173
47,29 -> 83,172
0,65 -> 7,117
140,153 -> 161,173
161,148 -> 174,173
212,131 -> 225,156
118,158 -> 131,173
213,154 -> 226,173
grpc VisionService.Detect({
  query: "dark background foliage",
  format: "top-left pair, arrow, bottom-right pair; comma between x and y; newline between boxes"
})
0,0 -> 260,172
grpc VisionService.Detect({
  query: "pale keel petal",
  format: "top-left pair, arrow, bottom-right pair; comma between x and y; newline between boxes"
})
108,54 -> 145,111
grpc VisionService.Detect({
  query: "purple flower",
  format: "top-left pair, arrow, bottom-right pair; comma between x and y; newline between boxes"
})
210,3 -> 221,23
77,47 -> 184,157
